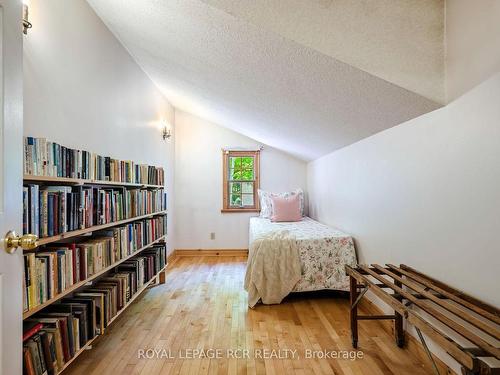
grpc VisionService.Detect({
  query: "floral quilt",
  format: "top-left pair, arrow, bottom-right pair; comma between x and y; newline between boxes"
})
249,217 -> 357,292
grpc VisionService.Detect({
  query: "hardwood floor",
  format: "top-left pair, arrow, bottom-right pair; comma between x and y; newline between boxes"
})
64,256 -> 434,375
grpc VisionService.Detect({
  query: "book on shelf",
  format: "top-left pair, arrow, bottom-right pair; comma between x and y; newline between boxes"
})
23,183 -> 166,238
23,216 -> 167,312
24,244 -> 167,374
24,136 -> 165,186
23,320 -> 54,375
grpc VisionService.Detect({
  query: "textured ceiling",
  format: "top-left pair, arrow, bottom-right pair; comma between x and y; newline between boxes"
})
201,0 -> 445,104
88,0 -> 442,161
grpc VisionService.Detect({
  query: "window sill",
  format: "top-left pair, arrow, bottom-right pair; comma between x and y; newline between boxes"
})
221,208 -> 261,213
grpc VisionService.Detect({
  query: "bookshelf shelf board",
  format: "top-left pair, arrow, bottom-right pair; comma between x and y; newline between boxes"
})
53,264 -> 167,375
55,335 -> 99,375
23,235 -> 167,319
29,210 -> 168,248
23,174 -> 164,189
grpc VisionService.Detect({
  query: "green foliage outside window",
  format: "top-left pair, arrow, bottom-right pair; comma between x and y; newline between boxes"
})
229,157 -> 254,180
229,156 -> 255,207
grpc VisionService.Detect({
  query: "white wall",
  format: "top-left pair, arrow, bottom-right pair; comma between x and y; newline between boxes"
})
307,72 -> 500,373
445,0 -> 500,101
174,110 -> 307,250
23,0 -> 176,254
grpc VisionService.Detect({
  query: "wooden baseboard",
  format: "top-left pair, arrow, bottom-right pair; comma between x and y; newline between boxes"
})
359,298 -> 455,375
173,249 -> 248,257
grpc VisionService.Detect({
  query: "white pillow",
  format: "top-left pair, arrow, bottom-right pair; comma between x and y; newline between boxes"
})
258,190 -> 274,218
259,189 -> 305,218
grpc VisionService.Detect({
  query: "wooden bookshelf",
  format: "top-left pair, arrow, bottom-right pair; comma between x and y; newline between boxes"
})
22,141 -> 169,374
23,235 -> 167,319
24,174 -> 164,189
54,264 -> 167,375
30,210 -> 167,248
104,263 -> 167,328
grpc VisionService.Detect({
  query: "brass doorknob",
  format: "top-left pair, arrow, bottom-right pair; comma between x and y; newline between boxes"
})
2,230 -> 38,254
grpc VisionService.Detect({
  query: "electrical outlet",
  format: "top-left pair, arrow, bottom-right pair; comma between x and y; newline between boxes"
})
210,232 -> 215,240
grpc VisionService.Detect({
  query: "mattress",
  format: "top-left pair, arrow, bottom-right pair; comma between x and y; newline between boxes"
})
249,217 -> 357,292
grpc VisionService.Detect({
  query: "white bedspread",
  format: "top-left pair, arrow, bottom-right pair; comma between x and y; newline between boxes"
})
249,217 -> 357,293
244,230 -> 301,308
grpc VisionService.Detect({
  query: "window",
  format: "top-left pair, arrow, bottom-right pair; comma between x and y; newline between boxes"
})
222,150 -> 260,212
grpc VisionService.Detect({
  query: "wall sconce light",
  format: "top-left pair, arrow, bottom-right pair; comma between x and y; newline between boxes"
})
22,1 -> 32,35
162,121 -> 172,141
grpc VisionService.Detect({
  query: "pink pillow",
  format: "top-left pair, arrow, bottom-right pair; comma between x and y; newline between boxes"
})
271,194 -> 302,222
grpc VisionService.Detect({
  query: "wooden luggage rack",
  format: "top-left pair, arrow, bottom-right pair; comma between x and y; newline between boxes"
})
345,264 -> 500,375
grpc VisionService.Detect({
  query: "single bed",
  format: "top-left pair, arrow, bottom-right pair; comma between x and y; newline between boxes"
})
249,216 -> 357,293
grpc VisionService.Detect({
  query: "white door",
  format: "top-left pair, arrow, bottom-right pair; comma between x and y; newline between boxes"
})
0,1 -> 24,374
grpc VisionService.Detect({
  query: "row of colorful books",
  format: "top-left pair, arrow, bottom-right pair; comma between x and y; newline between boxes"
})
24,136 -> 165,186
23,184 -> 167,238
23,215 -> 167,312
23,244 -> 167,375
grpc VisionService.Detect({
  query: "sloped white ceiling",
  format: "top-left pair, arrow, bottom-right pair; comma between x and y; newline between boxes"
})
201,0 -> 445,104
88,0 -> 442,161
